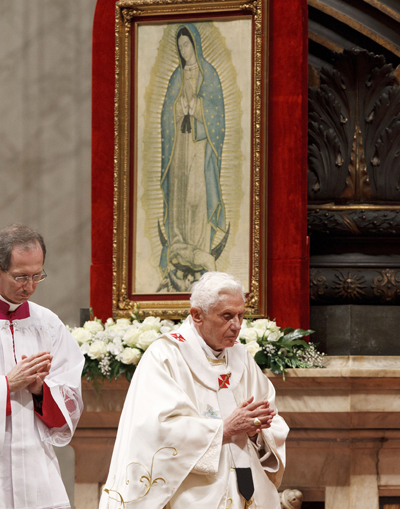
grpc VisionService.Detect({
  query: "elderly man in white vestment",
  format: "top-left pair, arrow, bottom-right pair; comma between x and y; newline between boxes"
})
100,272 -> 289,509
0,224 -> 84,509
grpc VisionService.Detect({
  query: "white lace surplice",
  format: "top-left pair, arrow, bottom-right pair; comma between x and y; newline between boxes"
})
0,302 -> 84,509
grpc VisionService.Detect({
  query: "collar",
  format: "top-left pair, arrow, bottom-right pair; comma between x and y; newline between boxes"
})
0,297 -> 30,321
164,317 -> 245,392
0,294 -> 21,312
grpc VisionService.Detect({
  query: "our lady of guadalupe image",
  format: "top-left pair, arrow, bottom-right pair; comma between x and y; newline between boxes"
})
136,20 -> 250,295
158,24 -> 230,292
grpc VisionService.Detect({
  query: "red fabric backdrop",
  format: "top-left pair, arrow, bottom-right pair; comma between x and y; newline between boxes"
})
90,0 -> 309,328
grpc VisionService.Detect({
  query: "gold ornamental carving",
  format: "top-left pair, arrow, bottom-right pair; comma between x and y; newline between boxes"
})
310,269 -> 328,300
333,271 -> 366,300
372,269 -> 400,302
339,125 -> 372,202
240,1 -> 257,14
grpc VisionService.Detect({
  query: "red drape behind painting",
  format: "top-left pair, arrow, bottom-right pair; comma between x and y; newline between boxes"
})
90,0 -> 309,329
267,0 -> 309,328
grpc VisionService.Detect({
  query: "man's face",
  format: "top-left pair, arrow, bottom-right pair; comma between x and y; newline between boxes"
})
0,243 -> 44,304
191,292 -> 245,351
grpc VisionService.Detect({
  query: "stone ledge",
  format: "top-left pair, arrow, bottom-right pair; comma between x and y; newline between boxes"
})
267,355 -> 400,378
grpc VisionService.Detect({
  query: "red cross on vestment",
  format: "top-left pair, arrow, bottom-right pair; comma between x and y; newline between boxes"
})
170,332 -> 186,342
218,373 -> 231,389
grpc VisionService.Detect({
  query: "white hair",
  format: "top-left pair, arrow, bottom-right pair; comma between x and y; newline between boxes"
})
190,272 -> 245,314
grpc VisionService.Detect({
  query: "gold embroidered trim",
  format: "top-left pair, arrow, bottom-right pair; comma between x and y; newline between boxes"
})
226,497 -> 233,508
206,355 -> 226,365
103,488 -> 126,508
245,496 -> 254,507
103,446 -> 178,507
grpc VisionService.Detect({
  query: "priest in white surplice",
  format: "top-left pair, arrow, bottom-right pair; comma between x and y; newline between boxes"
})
100,272 -> 289,509
0,224 -> 84,509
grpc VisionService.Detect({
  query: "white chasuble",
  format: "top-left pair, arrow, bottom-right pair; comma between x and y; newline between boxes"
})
100,317 -> 289,509
0,302 -> 84,509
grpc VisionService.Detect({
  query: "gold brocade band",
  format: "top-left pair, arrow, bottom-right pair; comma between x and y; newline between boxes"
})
206,355 -> 226,365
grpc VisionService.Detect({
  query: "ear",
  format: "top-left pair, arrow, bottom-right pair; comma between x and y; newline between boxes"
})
190,307 -> 203,325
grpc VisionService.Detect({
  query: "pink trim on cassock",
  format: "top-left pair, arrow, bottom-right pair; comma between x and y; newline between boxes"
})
6,370 -> 66,428
0,300 -> 30,320
1,301 -> 30,415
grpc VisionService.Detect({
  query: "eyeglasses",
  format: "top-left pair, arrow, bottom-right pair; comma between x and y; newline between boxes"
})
3,269 -> 47,285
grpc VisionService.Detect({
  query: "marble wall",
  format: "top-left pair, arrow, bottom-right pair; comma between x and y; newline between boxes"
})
0,0 -> 97,325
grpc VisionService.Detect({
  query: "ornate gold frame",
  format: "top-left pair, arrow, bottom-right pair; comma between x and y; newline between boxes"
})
113,0 -> 267,318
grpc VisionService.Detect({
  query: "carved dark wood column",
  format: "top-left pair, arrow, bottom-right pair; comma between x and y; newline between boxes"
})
308,49 -> 400,354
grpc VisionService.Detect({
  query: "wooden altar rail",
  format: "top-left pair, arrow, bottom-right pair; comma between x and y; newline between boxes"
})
71,357 -> 400,508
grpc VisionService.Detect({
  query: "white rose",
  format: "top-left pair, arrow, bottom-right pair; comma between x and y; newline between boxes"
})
105,323 -> 127,334
93,331 -> 109,342
105,318 -> 115,327
254,328 -> 267,339
80,342 -> 90,355
160,325 -> 173,334
105,324 -> 117,332
160,319 -> 175,334
136,329 -> 159,350
161,319 -> 175,328
265,329 -> 283,342
251,319 -> 275,330
125,323 -> 140,332
239,328 -> 259,343
116,318 -> 131,328
139,316 -> 161,332
250,319 -> 276,339
120,347 -> 142,365
83,320 -> 104,333
88,340 -> 108,360
107,340 -> 124,356
250,319 -> 283,342
105,329 -> 118,340
71,328 -> 92,345
245,341 -> 261,356
123,327 -> 142,347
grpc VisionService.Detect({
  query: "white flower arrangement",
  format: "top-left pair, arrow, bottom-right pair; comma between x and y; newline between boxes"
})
69,316 -> 179,382
69,314 -> 324,383
239,318 -> 325,377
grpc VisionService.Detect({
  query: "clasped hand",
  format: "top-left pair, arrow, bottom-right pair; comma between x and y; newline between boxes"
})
223,396 -> 276,441
7,351 -> 52,396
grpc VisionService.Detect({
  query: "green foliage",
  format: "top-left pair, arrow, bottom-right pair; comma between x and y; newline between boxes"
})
82,354 -> 137,383
253,325 -> 324,378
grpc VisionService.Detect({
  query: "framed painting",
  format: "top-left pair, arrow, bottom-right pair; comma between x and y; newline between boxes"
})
113,0 -> 268,318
